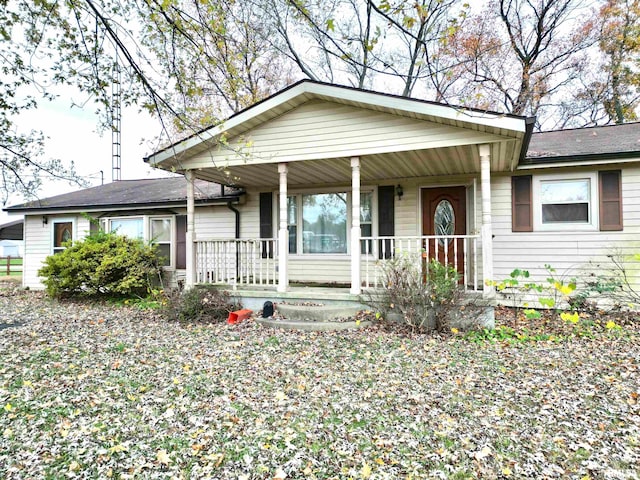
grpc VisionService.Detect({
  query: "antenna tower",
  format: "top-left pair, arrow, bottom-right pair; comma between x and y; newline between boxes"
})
111,59 -> 122,182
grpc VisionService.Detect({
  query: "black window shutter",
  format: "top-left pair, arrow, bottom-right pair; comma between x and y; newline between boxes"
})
378,185 -> 395,259
259,192 -> 274,258
599,170 -> 623,231
176,215 -> 187,269
512,176 -> 533,232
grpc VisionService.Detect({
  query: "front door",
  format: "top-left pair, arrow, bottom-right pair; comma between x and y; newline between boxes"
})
421,186 -> 467,277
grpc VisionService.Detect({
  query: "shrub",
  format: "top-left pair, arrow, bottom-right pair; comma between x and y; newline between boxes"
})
363,253 -> 461,332
38,231 -> 163,298
576,250 -> 640,310
162,287 -> 240,323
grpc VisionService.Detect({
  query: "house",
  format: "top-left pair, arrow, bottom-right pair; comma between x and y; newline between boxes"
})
0,240 -> 22,258
0,219 -> 24,258
5,80 -> 640,310
3,178 -> 243,288
144,81 -> 640,308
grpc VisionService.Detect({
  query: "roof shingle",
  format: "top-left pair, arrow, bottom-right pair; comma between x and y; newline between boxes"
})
526,122 -> 640,159
4,177 -> 241,213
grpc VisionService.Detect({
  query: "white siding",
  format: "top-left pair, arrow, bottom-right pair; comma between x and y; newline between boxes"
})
186,100 -> 504,168
289,258 -> 351,284
240,191 -> 261,239
194,206 -> 237,239
23,214 -> 92,290
491,166 -> 640,289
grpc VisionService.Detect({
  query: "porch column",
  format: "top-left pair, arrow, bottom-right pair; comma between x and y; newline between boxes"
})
277,163 -> 289,293
479,144 -> 495,299
350,157 -> 361,295
185,170 -> 196,289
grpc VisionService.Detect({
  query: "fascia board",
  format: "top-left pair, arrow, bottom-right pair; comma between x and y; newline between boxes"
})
308,82 -> 528,133
147,84 -> 310,166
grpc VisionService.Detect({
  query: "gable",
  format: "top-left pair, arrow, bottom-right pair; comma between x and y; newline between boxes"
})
178,100 -> 512,170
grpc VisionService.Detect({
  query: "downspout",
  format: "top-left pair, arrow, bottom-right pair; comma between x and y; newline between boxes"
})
514,116 -> 537,170
227,201 -> 241,281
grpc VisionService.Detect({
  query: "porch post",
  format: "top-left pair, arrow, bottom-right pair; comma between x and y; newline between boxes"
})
185,170 -> 196,289
479,144 -> 495,299
350,157 -> 361,295
277,163 -> 289,293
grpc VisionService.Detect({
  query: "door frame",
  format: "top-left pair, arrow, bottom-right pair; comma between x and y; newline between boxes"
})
419,183 -> 473,284
417,182 -> 475,238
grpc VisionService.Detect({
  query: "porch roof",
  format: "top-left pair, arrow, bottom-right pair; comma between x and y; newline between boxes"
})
146,81 -> 534,188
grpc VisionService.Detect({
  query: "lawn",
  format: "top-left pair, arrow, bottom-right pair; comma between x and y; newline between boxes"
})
0,256 -> 22,277
0,289 -> 638,479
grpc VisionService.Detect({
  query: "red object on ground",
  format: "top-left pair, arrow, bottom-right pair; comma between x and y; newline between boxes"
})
227,309 -> 253,324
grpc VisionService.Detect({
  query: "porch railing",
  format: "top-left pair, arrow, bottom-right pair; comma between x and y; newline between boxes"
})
360,235 -> 480,291
195,239 -> 278,287
194,235 -> 480,291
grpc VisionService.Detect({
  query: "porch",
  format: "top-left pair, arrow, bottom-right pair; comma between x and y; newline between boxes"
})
193,234 -> 482,293
144,82 -> 532,301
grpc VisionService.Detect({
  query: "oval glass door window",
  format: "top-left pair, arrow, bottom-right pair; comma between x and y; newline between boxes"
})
434,200 -> 454,246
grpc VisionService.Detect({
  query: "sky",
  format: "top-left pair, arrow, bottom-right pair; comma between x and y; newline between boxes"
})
1,93 -> 175,225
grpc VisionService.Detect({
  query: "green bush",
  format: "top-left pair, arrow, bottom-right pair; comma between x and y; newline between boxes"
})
38,231 -> 163,298
162,287 -> 240,322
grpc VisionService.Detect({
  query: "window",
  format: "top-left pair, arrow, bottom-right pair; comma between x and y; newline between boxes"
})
52,220 -> 73,254
540,179 -> 590,224
360,191 -> 373,254
533,174 -> 597,231
303,193 -> 347,254
287,196 -> 297,254
514,171 -> 622,232
110,218 -> 144,239
284,190 -> 374,255
434,199 -> 455,246
151,218 -> 172,266
102,216 -> 174,267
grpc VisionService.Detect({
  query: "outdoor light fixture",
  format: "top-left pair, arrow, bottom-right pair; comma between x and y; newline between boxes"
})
396,184 -> 404,200
42,216 -> 48,226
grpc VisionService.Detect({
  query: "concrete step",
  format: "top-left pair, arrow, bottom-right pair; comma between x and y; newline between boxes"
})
256,318 -> 371,332
276,303 -> 362,322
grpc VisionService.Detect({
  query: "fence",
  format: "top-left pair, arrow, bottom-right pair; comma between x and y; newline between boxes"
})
0,256 -> 23,276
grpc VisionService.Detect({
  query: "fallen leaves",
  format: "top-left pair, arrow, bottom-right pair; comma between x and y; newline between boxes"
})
0,291 -> 638,479
156,449 -> 171,465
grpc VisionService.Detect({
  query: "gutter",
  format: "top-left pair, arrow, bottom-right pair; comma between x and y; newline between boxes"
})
520,150 -> 640,167
3,194 -> 245,215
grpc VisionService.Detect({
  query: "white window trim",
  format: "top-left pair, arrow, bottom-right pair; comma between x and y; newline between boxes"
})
101,215 -> 176,268
51,218 -> 76,255
150,216 -> 175,269
281,188 -> 376,257
533,172 -> 599,232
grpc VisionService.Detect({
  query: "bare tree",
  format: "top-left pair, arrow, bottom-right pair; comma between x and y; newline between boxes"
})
447,0 -> 597,126
369,0 -> 466,98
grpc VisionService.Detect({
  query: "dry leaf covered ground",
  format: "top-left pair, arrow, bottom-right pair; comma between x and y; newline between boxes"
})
1,287 -> 639,479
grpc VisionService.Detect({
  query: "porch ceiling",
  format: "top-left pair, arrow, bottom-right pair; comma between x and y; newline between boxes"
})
192,141 -> 517,188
